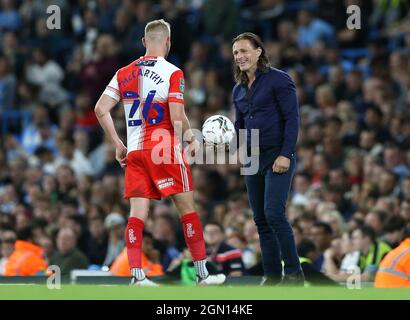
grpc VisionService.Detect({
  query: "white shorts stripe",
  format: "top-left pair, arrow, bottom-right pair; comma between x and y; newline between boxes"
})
174,145 -> 189,192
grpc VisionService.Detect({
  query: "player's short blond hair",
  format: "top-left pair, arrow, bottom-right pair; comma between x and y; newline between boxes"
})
144,19 -> 171,42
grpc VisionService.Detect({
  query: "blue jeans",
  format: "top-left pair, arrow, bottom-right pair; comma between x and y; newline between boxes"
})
245,148 -> 302,276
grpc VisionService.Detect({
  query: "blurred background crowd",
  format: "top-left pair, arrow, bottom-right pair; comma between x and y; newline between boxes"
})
0,0 -> 409,285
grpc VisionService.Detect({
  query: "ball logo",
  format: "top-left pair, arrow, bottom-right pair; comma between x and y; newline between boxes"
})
186,223 -> 195,238
128,229 -> 137,244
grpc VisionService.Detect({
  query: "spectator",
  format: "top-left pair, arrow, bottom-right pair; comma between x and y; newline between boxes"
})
25,47 -> 68,108
297,238 -> 338,286
21,105 -> 58,156
364,209 -> 388,237
103,212 -> 125,267
310,222 -> 334,271
324,232 -> 359,282
54,135 -> 94,177
351,225 -> 391,281
400,200 -> 410,222
86,213 -> 108,266
400,177 -> 410,202
374,223 -> 410,288
381,215 -> 407,248
151,214 -> 181,271
81,34 -> 120,105
297,9 -> 335,49
204,222 -> 244,277
0,54 -> 16,112
50,227 -> 89,276
0,229 -> 16,274
0,0 -> 22,31
291,172 -> 311,206
383,144 -> 410,179
38,235 -> 54,265
3,225 -> 48,276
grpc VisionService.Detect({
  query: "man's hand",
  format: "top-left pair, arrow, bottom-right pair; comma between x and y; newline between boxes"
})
115,142 -> 127,168
272,155 -> 290,173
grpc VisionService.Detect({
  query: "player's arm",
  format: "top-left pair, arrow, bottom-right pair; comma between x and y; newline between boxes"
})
168,69 -> 199,156
95,76 -> 127,167
169,102 -> 195,143
95,95 -> 122,145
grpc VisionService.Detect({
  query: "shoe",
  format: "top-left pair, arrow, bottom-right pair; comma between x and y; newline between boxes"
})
197,274 -> 226,286
278,272 -> 305,287
130,276 -> 159,286
260,275 -> 282,286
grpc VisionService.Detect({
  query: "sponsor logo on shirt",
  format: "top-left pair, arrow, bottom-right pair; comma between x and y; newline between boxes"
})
135,59 -> 157,67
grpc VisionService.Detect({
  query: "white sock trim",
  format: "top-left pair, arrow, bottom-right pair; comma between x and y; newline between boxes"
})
131,268 -> 146,281
193,259 -> 209,280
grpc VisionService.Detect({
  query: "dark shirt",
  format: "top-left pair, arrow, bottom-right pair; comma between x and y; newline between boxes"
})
233,67 -> 300,159
50,249 -> 90,275
85,234 -> 108,265
207,242 -> 244,275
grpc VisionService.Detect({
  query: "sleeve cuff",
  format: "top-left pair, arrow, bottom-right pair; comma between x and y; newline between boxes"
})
280,149 -> 295,160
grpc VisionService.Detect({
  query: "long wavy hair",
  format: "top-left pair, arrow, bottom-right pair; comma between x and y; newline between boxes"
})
232,32 -> 271,85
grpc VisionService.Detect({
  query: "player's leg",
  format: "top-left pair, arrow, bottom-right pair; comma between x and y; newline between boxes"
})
171,191 -> 225,285
154,144 -> 225,284
171,191 -> 207,277
124,151 -> 160,286
127,197 -> 156,285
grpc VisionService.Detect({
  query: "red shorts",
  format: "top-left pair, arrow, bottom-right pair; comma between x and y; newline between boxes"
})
124,145 -> 193,200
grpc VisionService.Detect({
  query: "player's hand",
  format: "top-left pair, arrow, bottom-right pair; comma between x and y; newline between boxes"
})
272,155 -> 290,174
115,142 -> 127,168
187,139 -> 200,157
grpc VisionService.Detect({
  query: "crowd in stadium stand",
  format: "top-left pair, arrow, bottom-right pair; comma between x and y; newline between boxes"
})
0,0 -> 409,285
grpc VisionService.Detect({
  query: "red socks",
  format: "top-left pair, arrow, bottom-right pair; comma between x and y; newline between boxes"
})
180,212 -> 206,261
125,217 -> 144,268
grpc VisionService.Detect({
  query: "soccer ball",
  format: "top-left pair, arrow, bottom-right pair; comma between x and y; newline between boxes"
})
202,115 -> 235,145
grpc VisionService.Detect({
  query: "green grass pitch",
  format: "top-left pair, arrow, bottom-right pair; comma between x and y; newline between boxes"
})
0,285 -> 409,300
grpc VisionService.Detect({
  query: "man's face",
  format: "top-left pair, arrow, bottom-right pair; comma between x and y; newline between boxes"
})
352,230 -> 364,252
232,39 -> 261,73
0,231 -> 16,258
384,148 -> 400,169
360,131 -> 376,149
310,226 -> 332,252
204,225 -> 223,246
89,219 -> 106,239
378,172 -> 395,195
293,175 -> 309,194
364,213 -> 382,234
400,202 -> 410,221
329,170 -> 345,188
401,179 -> 410,200
57,230 -> 76,254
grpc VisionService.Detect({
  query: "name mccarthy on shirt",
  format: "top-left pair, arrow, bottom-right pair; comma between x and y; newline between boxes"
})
119,68 -> 164,87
